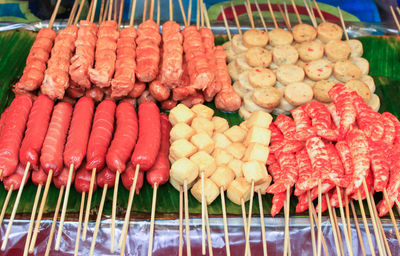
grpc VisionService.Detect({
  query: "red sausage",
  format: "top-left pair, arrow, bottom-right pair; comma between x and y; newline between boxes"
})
128,81 -> 146,98
160,99 -> 177,110
74,163 -> 97,193
40,102 -> 73,177
121,162 -> 144,194
0,95 -> 33,178
3,163 -> 30,191
106,102 -> 138,173
32,167 -> 48,186
64,97 -> 95,170
54,166 -> 75,189
86,100 -> 116,171
131,102 -> 161,171
20,94 -> 54,171
96,167 -> 116,188
146,114 -> 171,186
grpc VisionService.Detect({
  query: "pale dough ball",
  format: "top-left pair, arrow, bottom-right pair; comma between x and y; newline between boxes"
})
292,23 -> 317,43
272,44 -> 299,65
276,64 -> 305,85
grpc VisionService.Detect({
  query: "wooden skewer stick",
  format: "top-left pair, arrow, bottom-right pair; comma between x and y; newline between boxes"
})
283,1 -> 292,31
316,180 -> 322,256
307,191 -> 317,256
108,0 -> 114,20
147,183 -> 158,256
82,167 -> 97,241
201,172 -> 206,255
29,169 -> 54,253
283,185 -> 291,256
240,198 -> 249,256
99,0 -> 106,23
178,185 -> 184,256
356,190 -> 376,256
0,169 -> 2,180
74,192 -> 86,256
1,162 -> 31,249
0,185 -> 14,226
267,0 -> 278,29
110,170 -> 120,253
184,180 -> 192,256
220,187 -> 231,256
257,190 -> 268,256
372,191 -> 392,256
129,0 -> 137,26
187,0 -> 192,26
302,0 -> 317,27
103,0 -> 110,22
203,2 -> 211,30
310,205 -> 329,256
87,0 -> 94,20
220,6 -> 232,41
395,7 -> 400,35
332,206 -> 345,256
74,0 -> 86,25
312,0 -> 325,22
336,186 -> 354,256
246,0 -> 255,29
254,0 -> 267,31
89,184 -> 108,256
325,193 -> 342,256
44,186 -> 65,256
149,0 -> 155,20
344,195 -> 353,249
350,200 -> 367,256
90,0 -> 99,24
395,198 -> 400,216
177,0 -> 188,26
200,0 -> 204,29
277,3 -> 290,31
196,0 -> 200,29
142,0 -> 148,22
362,179 -> 385,256
118,0 -> 124,27
245,181 -> 255,256
113,0 -> 117,20
204,202 -> 213,256
290,0 -> 302,24
23,185 -> 42,256
230,2 -> 242,35
68,0 -> 80,26
48,0 -> 63,29
55,164 -> 75,250
118,165 -> 140,249
307,0 -> 317,25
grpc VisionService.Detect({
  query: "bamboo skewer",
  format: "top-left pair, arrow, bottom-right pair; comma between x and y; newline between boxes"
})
99,0 -> 106,23
267,0 -> 278,29
245,180 -> 255,256
283,185 -> 291,256
68,0 -> 80,26
0,185 -> 13,226
204,202 -> 213,256
220,186 -> 231,256
23,185 -> 42,256
344,195 -> 353,249
176,0 -> 187,26
118,0 -> 124,27
55,164 -> 75,250
147,183 -> 158,256
74,0 -> 86,25
277,3 -> 290,31
356,190 -> 376,256
291,0 -> 302,24
283,1 -> 291,31
220,6 -> 231,41
44,186 -> 65,256
325,193 -> 342,256
310,205 -> 330,256
383,188 -> 400,247
230,2 -> 242,35
184,180 -> 191,256
336,186 -> 354,256
201,172 -> 206,255
316,180 -> 322,256
307,191 -> 317,256
1,163 -> 31,249
302,0 -> 317,27
254,0 -> 267,31
332,207 -> 345,256
312,0 -> 325,23
29,169 -> 54,253
372,191 -> 392,256
350,200 -> 367,256
119,165 -> 140,250
74,192 -> 86,256
178,185 -> 184,256
82,167 -> 96,241
257,190 -> 268,256
89,184 -> 108,256
240,198 -> 250,256
246,0 -> 254,30
110,170 -> 120,253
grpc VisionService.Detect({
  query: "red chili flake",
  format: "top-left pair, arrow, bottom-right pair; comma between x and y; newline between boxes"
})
256,69 -> 261,72
317,74 -> 321,76
262,62 -> 265,65
307,48 -> 314,52
317,68 -> 323,72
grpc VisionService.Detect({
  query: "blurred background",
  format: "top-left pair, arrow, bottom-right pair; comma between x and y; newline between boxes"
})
0,0 -> 397,26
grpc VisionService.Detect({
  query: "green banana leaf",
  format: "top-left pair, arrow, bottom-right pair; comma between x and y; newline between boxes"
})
0,30 -> 398,220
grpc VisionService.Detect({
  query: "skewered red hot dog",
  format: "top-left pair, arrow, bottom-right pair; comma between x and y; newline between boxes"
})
106,101 -> 138,173
146,114 -> 171,186
131,102 -> 161,171
40,102 -> 73,177
86,100 -> 116,171
0,95 -> 33,178
14,28 -> 57,92
96,167 -> 116,188
41,25 -> 78,99
136,20 -> 161,83
89,21 -> 119,88
121,162 -> 144,194
64,96 -> 95,171
19,94 -> 54,171
54,165 -> 76,189
3,163 -> 30,191
75,162 -> 97,193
